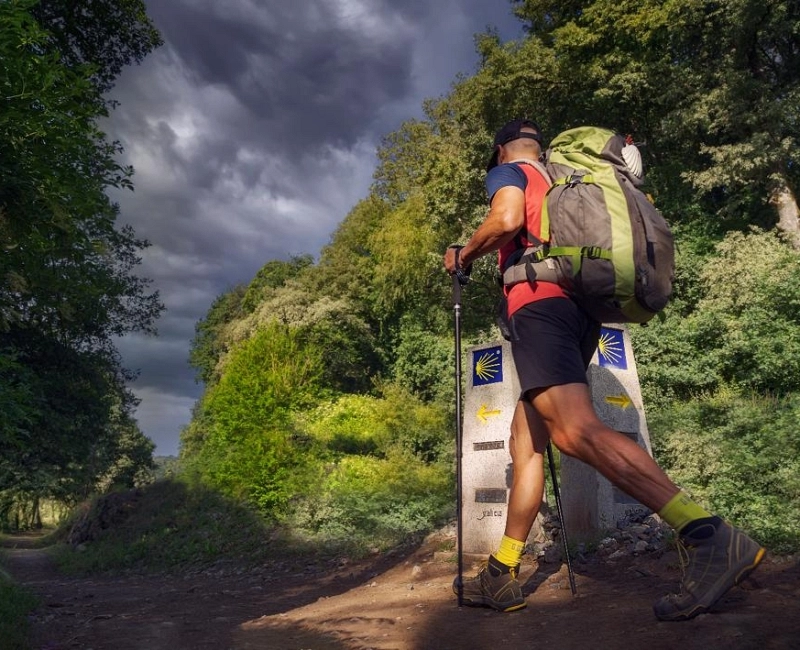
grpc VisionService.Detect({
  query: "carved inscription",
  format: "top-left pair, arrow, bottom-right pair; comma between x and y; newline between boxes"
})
473,440 -> 505,452
474,488 -> 507,504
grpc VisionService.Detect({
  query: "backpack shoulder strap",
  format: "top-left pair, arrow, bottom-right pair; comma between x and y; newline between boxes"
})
507,158 -> 550,185
502,159 -> 552,260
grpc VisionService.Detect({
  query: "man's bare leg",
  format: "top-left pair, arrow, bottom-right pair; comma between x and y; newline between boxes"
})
452,402 -> 545,612
529,381 -> 765,621
529,382 -> 678,510
504,400 -> 549,541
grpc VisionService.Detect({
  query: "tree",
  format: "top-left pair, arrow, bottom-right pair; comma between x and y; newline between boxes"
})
631,228 -> 800,405
178,0 -> 800,554
240,254 -> 314,314
30,0 -> 163,95
1,1 -> 163,339
182,322 -> 324,515
189,285 -> 247,384
0,0 -> 163,515
510,0 -> 800,240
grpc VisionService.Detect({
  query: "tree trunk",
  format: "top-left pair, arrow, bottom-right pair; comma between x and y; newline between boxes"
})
770,177 -> 800,249
32,497 -> 42,529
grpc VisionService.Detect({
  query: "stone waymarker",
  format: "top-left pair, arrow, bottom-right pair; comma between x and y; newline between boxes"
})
461,326 -> 652,553
561,324 -> 654,541
461,340 -> 539,554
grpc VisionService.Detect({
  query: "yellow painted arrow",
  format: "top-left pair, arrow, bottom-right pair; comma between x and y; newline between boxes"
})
605,394 -> 632,409
477,404 -> 501,422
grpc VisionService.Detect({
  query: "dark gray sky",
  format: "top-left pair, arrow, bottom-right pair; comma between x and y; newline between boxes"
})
107,0 -> 525,455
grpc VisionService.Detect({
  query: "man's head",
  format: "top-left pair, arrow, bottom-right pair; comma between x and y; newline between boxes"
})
487,119 -> 543,171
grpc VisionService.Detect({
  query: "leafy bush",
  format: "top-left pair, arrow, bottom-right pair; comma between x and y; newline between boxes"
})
392,322 -> 455,404
300,394 -> 386,456
632,228 -> 800,406
288,385 -> 454,552
287,451 -> 453,553
650,390 -> 800,553
182,322 -> 324,516
301,384 -> 452,464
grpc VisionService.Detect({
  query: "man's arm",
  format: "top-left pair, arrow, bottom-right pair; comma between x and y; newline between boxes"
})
444,185 -> 525,273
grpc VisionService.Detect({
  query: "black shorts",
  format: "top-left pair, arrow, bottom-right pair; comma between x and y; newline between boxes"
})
508,297 -> 601,398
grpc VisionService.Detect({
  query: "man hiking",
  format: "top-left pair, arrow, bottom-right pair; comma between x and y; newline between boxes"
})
442,118 -> 765,621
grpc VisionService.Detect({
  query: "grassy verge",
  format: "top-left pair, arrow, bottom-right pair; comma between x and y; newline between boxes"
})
48,474 -> 449,577
0,563 -> 38,650
50,478 -> 283,575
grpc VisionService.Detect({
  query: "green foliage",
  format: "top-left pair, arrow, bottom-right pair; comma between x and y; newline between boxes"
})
182,322 -> 324,515
233,285 -> 382,394
282,386 -> 453,552
317,196 -> 388,305
240,254 -> 314,314
301,386 -> 452,463
181,0 -> 800,559
391,321 -> 455,405
1,1 -> 163,339
368,193 -> 440,321
189,285 -> 246,384
288,451 -> 452,553
31,0 -> 163,95
0,0 -> 162,517
0,355 -> 36,481
0,333 -> 154,506
0,565 -> 38,650
650,391 -> 800,553
301,394 -> 386,456
508,0 -> 800,235
632,229 -> 800,406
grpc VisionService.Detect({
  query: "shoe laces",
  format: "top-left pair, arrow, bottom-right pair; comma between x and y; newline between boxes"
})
667,538 -> 697,597
676,539 -> 690,580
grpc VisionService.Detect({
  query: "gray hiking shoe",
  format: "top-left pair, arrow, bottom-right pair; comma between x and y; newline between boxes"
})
653,517 -> 765,621
453,555 -> 526,612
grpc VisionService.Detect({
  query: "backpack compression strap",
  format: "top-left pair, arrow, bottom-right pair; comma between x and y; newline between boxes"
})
502,244 -> 613,286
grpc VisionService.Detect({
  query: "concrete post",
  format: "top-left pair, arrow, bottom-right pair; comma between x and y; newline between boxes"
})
561,324 -> 654,541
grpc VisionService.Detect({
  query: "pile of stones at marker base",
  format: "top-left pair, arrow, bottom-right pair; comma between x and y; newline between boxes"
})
529,511 -> 672,564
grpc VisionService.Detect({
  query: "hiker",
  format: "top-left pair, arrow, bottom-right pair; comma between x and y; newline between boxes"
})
442,118 -> 765,621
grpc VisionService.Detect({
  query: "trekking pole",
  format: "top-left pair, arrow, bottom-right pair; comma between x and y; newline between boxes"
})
452,271 -> 465,607
546,442 -> 577,595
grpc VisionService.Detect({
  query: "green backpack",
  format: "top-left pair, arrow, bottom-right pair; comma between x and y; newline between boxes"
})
502,126 -> 675,324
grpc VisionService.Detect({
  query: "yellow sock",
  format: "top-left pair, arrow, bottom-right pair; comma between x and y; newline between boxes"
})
658,491 -> 712,532
494,534 -> 526,568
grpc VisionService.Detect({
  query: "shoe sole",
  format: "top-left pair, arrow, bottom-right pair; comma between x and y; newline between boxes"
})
461,595 -> 527,612
657,546 -> 766,622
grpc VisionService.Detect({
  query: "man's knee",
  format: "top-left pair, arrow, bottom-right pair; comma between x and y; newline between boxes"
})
548,420 -> 604,459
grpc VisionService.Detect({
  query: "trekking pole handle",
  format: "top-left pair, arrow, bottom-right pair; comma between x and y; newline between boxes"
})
452,270 -> 462,305
449,245 -> 472,288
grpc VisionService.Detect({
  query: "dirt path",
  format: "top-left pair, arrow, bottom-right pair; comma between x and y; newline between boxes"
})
3,533 -> 799,650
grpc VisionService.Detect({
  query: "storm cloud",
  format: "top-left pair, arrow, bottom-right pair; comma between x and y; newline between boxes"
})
107,0 -> 524,454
